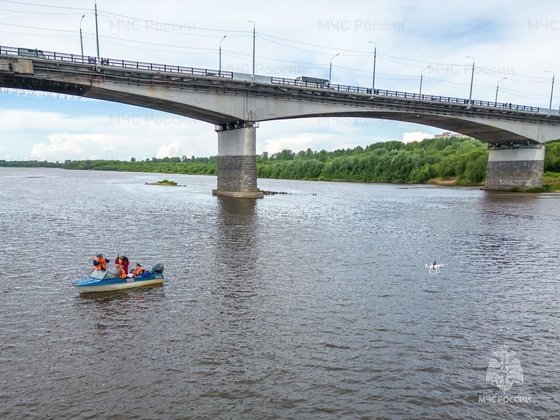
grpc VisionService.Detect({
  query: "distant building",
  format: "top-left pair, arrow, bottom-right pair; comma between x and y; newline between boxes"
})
434,131 -> 470,139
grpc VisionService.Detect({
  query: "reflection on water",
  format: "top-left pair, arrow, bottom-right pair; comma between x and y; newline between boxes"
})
215,196 -> 258,281
1,168 -> 560,418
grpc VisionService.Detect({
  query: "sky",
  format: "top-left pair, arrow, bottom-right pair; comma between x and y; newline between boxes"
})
1,0 -> 559,161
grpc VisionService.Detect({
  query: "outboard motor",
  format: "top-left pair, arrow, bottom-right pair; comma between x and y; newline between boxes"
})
152,263 -> 164,273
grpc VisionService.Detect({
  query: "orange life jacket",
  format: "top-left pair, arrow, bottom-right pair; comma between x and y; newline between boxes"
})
133,266 -> 145,276
94,256 -> 107,270
115,264 -> 127,279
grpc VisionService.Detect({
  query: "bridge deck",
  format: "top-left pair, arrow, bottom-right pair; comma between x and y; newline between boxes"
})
0,45 -> 549,115
1,45 -> 560,145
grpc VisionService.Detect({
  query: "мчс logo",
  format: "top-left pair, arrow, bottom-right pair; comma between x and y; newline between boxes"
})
485,345 -> 523,393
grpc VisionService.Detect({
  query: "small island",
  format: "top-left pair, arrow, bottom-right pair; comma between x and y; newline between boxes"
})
145,179 -> 179,186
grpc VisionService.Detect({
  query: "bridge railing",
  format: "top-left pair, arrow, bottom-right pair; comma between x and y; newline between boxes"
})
0,45 -> 543,114
316,84 -> 539,112
0,45 -> 235,79
269,75 -> 540,113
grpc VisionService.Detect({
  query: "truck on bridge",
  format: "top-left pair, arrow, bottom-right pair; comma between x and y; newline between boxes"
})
295,76 -> 329,88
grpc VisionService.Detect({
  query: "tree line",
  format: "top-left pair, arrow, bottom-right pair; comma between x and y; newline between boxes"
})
3,137 -> 560,186
256,137 -> 489,184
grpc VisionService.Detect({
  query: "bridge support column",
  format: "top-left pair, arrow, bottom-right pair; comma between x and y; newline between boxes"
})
213,122 -> 263,199
485,144 -> 544,190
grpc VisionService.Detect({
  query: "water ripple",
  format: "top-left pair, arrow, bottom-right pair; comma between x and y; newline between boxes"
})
0,169 -> 559,418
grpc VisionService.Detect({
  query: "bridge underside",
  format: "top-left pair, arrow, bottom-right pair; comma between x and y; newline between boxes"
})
0,74 -> 236,124
0,71 -> 551,146
266,112 -> 541,145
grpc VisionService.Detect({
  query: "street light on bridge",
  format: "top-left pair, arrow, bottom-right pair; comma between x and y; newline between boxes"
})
466,56 -> 475,108
248,21 -> 256,79
545,70 -> 555,117
495,77 -> 507,104
79,14 -> 85,60
368,41 -> 376,94
219,35 -> 226,76
419,65 -> 431,96
329,53 -> 340,85
94,1 -> 100,61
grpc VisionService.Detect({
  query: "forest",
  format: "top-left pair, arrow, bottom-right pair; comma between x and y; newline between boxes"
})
256,137 -> 488,185
3,137 -> 560,188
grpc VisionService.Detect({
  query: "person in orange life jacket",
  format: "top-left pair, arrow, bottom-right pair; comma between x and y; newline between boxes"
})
115,255 -> 130,277
114,255 -> 128,279
114,263 -> 127,279
133,263 -> 145,276
122,256 -> 129,275
93,254 -> 109,270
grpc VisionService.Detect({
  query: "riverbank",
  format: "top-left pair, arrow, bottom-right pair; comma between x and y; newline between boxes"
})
2,136 -> 560,191
429,175 -> 560,192
2,164 -> 559,191
429,177 -> 466,186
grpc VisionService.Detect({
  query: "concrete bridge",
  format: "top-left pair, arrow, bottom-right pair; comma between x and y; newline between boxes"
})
1,45 -> 559,197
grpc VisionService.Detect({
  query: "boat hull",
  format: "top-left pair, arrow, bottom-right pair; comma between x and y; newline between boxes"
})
75,278 -> 164,294
73,269 -> 164,294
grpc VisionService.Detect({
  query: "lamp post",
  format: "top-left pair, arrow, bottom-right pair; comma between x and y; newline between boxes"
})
219,35 -> 226,76
248,20 -> 255,79
368,41 -> 376,94
466,56 -> 475,108
79,14 -> 85,60
94,1 -> 100,61
329,53 -> 339,85
545,70 -> 555,116
495,76 -> 507,104
419,65 -> 431,96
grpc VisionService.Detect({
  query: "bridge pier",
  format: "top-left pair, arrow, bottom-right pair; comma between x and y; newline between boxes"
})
485,144 -> 544,190
213,122 -> 263,199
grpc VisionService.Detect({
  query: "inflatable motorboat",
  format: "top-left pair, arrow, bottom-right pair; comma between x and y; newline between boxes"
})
73,263 -> 164,294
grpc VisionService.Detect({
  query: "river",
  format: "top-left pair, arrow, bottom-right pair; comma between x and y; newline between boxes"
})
1,167 -> 559,419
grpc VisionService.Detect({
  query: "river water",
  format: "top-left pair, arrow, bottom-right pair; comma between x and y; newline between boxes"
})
1,167 -> 559,419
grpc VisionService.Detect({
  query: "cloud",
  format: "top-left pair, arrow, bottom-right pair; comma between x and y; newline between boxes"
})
402,131 -> 434,143
30,133 -> 122,160
258,117 -> 381,154
0,109 -> 71,130
156,142 -> 184,158
0,107 -> 216,161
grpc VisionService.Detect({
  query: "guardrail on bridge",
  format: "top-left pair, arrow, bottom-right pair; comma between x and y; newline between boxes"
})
0,45 -> 544,114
